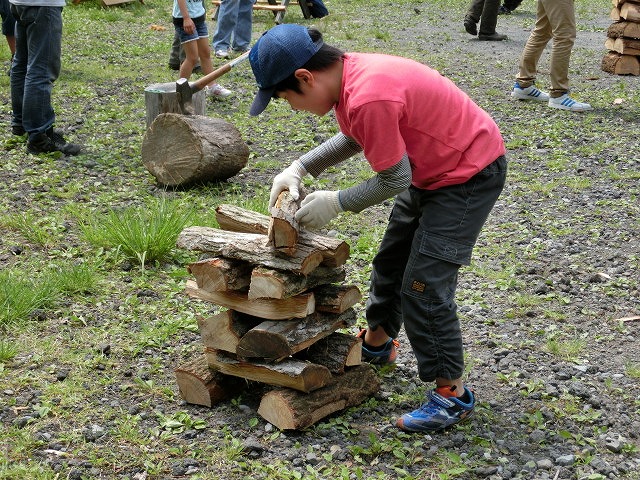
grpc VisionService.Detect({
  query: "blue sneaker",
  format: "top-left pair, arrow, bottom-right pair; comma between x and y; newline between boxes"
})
357,329 -> 398,365
396,386 -> 476,432
511,82 -> 550,102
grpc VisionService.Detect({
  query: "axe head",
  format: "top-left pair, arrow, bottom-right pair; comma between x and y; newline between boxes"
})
176,77 -> 195,115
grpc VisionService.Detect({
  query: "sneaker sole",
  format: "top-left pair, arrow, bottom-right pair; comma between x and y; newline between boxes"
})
548,103 -> 593,112
396,408 -> 474,433
511,91 -> 549,102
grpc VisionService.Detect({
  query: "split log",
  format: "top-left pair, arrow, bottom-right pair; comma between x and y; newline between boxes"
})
257,364 -> 380,430
605,36 -> 640,55
177,227 -> 323,275
197,310 -> 263,353
186,279 -> 315,319
215,204 -> 350,267
295,332 -> 362,374
205,349 -> 331,393
611,7 -> 621,21
144,83 -> 206,127
268,190 -> 300,255
608,21 -> 640,40
313,285 -> 362,314
248,265 -> 346,300
188,257 -> 252,292
611,0 -> 640,6
235,308 -> 357,361
174,355 -> 245,407
601,51 -> 640,75
620,2 -> 640,21
141,113 -> 249,187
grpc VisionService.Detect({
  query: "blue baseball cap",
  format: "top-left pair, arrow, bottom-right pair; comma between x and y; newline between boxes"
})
249,24 -> 323,116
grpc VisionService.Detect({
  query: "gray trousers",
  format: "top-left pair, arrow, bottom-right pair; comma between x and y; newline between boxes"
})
366,156 -> 507,382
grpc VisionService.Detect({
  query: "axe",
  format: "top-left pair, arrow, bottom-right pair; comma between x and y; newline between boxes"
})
176,50 -> 250,114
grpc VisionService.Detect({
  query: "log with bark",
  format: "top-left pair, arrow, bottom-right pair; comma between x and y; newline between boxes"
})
248,265 -> 346,300
268,190 -> 301,255
205,349 -> 332,393
174,355 -> 245,407
186,279 -> 315,319
144,83 -> 206,127
177,227 -> 324,275
188,257 -> 252,292
295,332 -> 362,374
141,113 -> 249,187
215,204 -> 350,267
605,36 -> 640,55
313,284 -> 362,314
257,364 -> 380,430
197,310 -> 263,353
608,20 -> 640,40
602,51 -> 640,75
235,308 -> 357,361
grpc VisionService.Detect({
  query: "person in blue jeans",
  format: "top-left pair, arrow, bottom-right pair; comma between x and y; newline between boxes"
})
212,0 -> 254,58
9,0 -> 81,155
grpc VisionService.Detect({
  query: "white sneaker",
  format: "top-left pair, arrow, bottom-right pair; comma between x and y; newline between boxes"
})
206,84 -> 233,98
215,49 -> 229,59
548,94 -> 593,112
511,82 -> 550,102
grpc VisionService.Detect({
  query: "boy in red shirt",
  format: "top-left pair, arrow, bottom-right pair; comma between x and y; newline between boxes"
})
249,24 -> 507,432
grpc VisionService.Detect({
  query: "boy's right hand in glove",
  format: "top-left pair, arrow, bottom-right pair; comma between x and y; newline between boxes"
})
269,160 -> 307,208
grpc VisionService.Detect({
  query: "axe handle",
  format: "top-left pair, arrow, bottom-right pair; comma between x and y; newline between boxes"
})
191,50 -> 251,92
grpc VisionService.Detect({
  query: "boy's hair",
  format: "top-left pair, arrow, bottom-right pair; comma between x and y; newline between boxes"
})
271,28 -> 345,97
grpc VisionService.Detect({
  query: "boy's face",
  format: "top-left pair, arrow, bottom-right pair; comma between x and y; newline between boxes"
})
276,69 -> 336,116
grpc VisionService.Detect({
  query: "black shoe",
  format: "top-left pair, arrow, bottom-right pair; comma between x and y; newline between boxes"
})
12,125 -> 26,136
464,17 -> 478,36
168,62 -> 180,70
27,128 -> 82,156
193,65 -> 202,74
479,32 -> 508,41
498,5 -> 511,14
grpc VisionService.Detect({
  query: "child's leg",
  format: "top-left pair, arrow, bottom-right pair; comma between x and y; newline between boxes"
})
195,37 -> 215,83
179,39 -> 199,79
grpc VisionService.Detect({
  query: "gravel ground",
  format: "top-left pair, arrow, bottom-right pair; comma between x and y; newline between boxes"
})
1,1 -> 639,479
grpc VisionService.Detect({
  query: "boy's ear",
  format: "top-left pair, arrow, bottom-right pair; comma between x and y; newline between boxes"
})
294,69 -> 314,85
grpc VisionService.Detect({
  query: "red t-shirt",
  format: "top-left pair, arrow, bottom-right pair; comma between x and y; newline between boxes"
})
334,53 -> 506,190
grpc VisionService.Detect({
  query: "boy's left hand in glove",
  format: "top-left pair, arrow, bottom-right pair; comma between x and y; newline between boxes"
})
295,191 -> 343,229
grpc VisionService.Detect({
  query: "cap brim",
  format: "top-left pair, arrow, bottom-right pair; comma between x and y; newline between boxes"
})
250,87 -> 275,116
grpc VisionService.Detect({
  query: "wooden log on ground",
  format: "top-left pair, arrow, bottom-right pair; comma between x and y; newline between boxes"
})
188,257 -> 252,292
248,265 -> 346,300
177,227 -> 323,275
608,21 -> 640,40
268,190 -> 300,255
144,83 -> 206,127
620,2 -> 640,21
235,308 -> 357,361
205,349 -> 331,393
197,310 -> 263,353
295,332 -> 362,374
257,364 -> 380,430
601,51 -> 640,75
141,113 -> 249,187
174,355 -> 245,407
605,36 -> 640,55
186,280 -> 315,319
215,204 -> 350,267
313,285 -> 362,314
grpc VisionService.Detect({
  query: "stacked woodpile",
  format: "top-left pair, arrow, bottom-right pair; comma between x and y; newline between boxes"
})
173,198 -> 380,430
602,0 -> 640,75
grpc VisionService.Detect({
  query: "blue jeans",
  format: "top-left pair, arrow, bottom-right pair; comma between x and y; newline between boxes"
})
212,0 -> 253,52
366,156 -> 507,382
10,5 -> 62,138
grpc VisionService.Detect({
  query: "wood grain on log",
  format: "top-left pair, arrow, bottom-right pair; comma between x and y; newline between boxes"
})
268,191 -> 300,255
257,364 -> 380,430
248,265 -> 346,300
295,332 -> 362,374
621,2 -> 640,21
174,355 -> 244,407
186,280 -> 315,319
188,257 -> 252,292
141,113 -> 248,187
205,349 -> 331,393
605,36 -> 640,55
177,227 -> 323,275
235,308 -> 357,361
608,21 -> 640,39
215,204 -> 350,267
313,284 -> 362,314
197,310 -> 263,353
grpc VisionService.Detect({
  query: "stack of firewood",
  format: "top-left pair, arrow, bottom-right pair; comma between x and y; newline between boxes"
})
602,0 -> 640,76
173,197 -> 379,430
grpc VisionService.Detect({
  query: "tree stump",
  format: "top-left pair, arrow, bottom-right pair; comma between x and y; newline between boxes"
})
141,113 -> 249,187
144,82 -> 206,127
